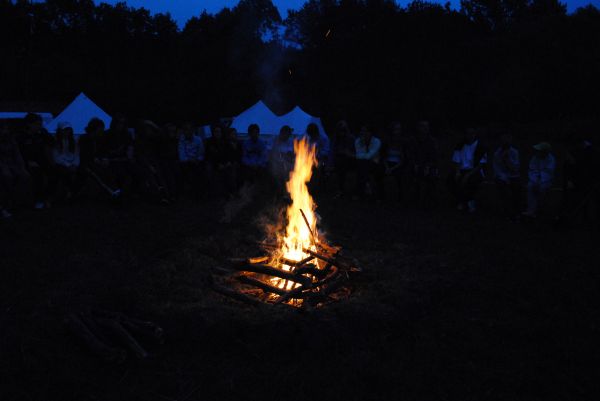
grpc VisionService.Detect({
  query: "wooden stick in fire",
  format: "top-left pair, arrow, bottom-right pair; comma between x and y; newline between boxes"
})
299,208 -> 316,246
233,264 -> 312,286
299,209 -> 341,256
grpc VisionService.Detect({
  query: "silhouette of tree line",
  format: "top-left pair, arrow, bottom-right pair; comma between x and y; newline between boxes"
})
1,0 -> 599,129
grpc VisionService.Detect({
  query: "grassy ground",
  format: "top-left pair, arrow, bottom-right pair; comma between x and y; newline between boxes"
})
0,186 -> 598,401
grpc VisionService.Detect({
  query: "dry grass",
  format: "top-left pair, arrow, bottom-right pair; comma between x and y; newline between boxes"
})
0,190 -> 598,401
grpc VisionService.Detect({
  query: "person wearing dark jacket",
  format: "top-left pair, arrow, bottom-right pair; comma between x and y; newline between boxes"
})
493,134 -> 521,219
205,125 -> 232,197
133,120 -> 169,203
270,125 -> 295,188
240,124 -> 268,185
101,114 -> 133,192
78,118 -> 121,199
51,122 -> 81,201
382,122 -> 408,202
332,120 -> 356,198
412,120 -> 439,208
1,122 -> 30,217
16,113 -> 55,209
157,123 -> 180,199
223,128 -> 243,195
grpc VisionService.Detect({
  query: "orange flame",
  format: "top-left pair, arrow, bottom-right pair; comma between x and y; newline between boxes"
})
271,137 -> 318,291
283,137 -> 318,260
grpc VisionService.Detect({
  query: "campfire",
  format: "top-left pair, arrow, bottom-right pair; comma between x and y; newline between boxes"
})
218,138 -> 359,308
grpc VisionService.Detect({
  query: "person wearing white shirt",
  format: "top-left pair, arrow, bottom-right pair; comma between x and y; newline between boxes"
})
178,126 -> 205,163
493,134 -> 521,219
523,142 -> 555,217
449,128 -> 488,212
354,125 -> 384,201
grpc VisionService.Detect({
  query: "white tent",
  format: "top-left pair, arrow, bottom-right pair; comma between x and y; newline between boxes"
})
230,100 -> 282,136
45,93 -> 112,134
0,112 -> 53,125
279,106 -> 330,154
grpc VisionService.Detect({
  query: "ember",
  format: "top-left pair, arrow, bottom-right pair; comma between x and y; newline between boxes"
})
223,137 -> 359,307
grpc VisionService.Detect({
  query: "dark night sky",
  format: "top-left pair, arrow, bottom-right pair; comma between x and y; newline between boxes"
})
95,0 -> 600,27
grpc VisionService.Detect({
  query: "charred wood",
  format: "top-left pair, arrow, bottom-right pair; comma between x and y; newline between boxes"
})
64,313 -> 126,364
94,318 -> 149,359
237,275 -> 289,296
233,264 -> 312,286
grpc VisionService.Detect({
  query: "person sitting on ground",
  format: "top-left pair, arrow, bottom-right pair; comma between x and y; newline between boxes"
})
134,120 -> 170,203
412,120 -> 439,208
304,123 -> 329,189
16,113 -> 55,209
448,128 -> 488,213
103,114 -> 132,160
269,125 -> 295,187
332,120 -> 356,198
382,122 -> 408,202
78,118 -> 121,199
223,128 -> 243,195
305,123 -> 328,162
157,123 -> 180,199
205,125 -> 228,170
101,113 -> 133,192
355,125 -> 384,201
1,122 -> 30,218
178,122 -> 205,198
493,133 -> 521,220
52,122 -> 80,201
559,136 -> 599,223
206,125 -> 233,196
241,124 -> 268,184
523,142 -> 556,218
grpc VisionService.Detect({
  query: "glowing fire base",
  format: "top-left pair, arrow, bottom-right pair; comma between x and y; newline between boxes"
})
226,241 -> 358,307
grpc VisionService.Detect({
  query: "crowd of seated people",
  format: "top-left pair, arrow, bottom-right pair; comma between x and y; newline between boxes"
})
1,113 -> 598,225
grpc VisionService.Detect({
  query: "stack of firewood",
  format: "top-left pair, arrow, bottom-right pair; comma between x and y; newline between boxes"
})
214,241 -> 360,308
64,309 -> 164,363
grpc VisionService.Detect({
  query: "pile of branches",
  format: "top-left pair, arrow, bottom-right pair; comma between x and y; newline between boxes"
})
64,309 -> 164,363
214,241 -> 361,308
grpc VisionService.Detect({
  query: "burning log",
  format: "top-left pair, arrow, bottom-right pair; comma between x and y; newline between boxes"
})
294,264 -> 327,279
249,256 -> 270,264
302,248 -> 338,267
316,242 -> 341,255
279,255 -> 315,268
232,263 -> 312,287
303,247 -> 357,271
297,255 -> 315,266
237,275 -> 289,296
255,242 -> 278,250
314,266 -> 339,287
229,256 -> 270,267
274,284 -> 309,305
